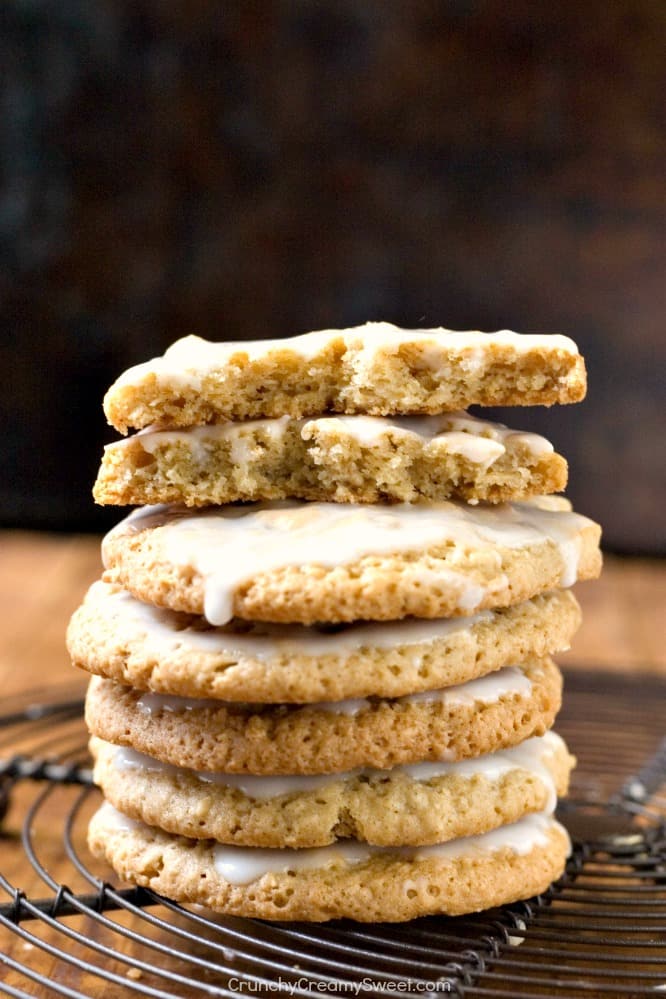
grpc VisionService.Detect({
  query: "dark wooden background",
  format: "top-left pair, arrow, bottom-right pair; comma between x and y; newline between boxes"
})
1,0 -> 664,552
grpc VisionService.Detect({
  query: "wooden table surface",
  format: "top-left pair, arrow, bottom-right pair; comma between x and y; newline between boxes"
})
0,530 -> 664,996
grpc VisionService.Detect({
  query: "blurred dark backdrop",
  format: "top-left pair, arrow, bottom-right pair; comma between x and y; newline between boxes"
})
1,1 -> 664,552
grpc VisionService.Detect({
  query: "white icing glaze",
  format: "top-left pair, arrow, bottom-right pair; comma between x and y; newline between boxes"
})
109,729 -> 562,807
413,811 -> 561,859
313,697 -> 371,716
96,800 -> 141,833
136,692 -> 218,715
114,745 -> 183,778
433,431 -> 506,469
103,499 -> 595,626
197,771 -> 348,796
307,411 -> 553,467
120,409 -> 554,472
399,733 -> 561,814
130,417 -> 294,469
112,323 -> 579,393
210,812 -> 565,885
402,665 -> 532,707
312,663 -> 532,715
213,839 -> 370,885
128,662 -> 531,719
82,580 -> 494,659
114,744 -> 358,797
517,507 -> 583,588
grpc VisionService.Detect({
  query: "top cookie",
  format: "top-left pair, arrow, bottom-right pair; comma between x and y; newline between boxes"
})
103,322 -> 587,431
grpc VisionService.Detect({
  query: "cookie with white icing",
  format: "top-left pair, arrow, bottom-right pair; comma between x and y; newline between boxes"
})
88,802 -> 570,922
103,323 -> 586,432
90,732 -> 574,849
84,658 -> 562,775
69,581 -> 580,702
93,411 -> 567,507
101,499 -> 601,626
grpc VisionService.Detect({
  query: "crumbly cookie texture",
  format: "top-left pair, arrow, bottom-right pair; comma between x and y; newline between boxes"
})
69,582 -> 580,702
93,412 -> 567,507
101,500 -> 601,626
103,323 -> 587,432
90,732 -> 574,848
88,803 -> 570,922
84,658 -> 562,775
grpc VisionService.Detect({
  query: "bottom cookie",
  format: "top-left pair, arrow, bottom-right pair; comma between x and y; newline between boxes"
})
88,802 -> 570,922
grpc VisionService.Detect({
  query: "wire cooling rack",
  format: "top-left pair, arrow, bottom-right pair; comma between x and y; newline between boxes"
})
0,668 -> 665,998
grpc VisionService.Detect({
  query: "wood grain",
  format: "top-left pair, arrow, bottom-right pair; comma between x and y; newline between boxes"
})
0,532 -> 101,697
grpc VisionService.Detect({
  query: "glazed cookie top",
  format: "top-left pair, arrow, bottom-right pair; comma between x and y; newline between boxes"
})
90,731 -> 574,848
84,658 -> 562,774
102,498 -> 602,625
93,410 -> 568,508
93,729 -> 570,811
94,799 -> 565,881
103,322 -> 586,431
68,581 -> 580,702
118,409 -> 559,455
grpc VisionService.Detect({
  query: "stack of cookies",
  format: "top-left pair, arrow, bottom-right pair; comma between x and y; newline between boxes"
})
68,322 -> 602,922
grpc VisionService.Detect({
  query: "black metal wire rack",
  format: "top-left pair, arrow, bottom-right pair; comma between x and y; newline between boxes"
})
1,668 -> 665,999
